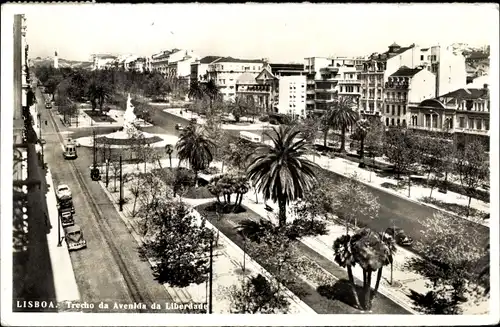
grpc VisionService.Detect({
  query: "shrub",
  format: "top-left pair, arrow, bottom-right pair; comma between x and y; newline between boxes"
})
202,167 -> 220,175
259,115 -> 270,122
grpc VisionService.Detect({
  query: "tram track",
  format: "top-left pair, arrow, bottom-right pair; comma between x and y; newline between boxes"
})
47,108 -> 152,312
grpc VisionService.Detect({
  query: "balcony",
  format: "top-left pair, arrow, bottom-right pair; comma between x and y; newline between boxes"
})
306,89 -> 315,94
361,110 -> 381,116
385,82 -> 409,89
385,98 -> 406,103
316,87 -> 337,93
320,66 -> 339,73
306,99 -> 315,105
340,79 -> 361,84
454,127 -> 490,135
238,85 -> 271,93
307,79 -> 315,85
315,98 -> 334,103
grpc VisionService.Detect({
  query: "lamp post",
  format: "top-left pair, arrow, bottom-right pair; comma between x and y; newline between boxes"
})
119,155 -> 123,211
208,235 -> 213,314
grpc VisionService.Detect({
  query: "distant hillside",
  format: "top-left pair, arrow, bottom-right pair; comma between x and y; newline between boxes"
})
31,57 -> 93,70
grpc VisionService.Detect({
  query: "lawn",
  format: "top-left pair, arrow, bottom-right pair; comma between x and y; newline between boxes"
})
196,201 -> 410,314
84,110 -> 117,123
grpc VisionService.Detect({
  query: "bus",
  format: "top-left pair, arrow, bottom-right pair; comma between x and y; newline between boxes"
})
63,143 -> 77,159
239,131 -> 262,144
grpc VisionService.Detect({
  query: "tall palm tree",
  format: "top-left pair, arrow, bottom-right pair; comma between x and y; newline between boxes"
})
165,144 -> 174,168
188,80 -> 205,101
246,125 -> 319,227
327,96 -> 359,153
175,124 -> 215,187
352,118 -> 371,167
203,79 -> 221,112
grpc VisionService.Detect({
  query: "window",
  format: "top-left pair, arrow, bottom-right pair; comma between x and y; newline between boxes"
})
477,120 -> 482,130
386,105 -> 390,114
403,106 -> 406,115
466,100 -> 473,111
420,55 -> 424,60
391,118 -> 395,126
397,105 -> 401,116
459,117 -> 465,128
402,119 -> 406,127
469,118 -> 474,129
386,118 -> 389,126
397,119 -> 400,126
391,105 -> 395,115
485,120 -> 489,130
432,115 -> 438,128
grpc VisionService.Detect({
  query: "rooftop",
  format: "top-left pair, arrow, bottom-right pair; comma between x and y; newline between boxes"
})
466,51 -> 489,61
390,65 -> 423,77
199,56 -> 223,64
216,56 -> 264,64
439,87 -> 489,100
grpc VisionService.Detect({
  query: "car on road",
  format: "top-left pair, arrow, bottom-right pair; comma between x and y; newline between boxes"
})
65,137 -> 80,147
64,225 -> 87,251
384,227 -> 414,246
56,184 -> 72,200
175,123 -> 184,130
45,102 -> 52,109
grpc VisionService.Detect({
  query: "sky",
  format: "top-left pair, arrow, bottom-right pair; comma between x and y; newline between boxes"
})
13,3 -> 500,63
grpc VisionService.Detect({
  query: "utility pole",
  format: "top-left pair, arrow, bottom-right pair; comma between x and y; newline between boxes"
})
106,159 -> 109,187
119,155 -> 123,211
208,236 -> 213,314
92,130 -> 97,169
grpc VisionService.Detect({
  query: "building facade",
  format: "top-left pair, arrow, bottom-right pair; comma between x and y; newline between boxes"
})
207,57 -> 264,101
304,57 -> 340,115
408,84 -> 490,146
334,65 -> 362,102
190,56 -> 223,84
383,66 -> 436,127
277,75 -> 307,118
91,54 -> 118,70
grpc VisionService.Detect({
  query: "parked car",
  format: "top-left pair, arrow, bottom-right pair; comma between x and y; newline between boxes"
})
384,227 -> 414,246
64,225 -> 87,251
56,184 -> 72,200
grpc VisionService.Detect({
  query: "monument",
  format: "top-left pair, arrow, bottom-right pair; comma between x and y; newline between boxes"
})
123,93 -> 140,138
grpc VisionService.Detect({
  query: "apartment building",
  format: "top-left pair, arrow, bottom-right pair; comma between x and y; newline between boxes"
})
91,54 -> 118,70
304,57 -> 340,115
333,64 -> 362,102
13,14 -> 55,309
278,75 -> 307,118
383,66 -> 436,127
190,56 -> 223,84
206,57 -> 264,101
408,84 -> 490,146
359,43 -> 414,117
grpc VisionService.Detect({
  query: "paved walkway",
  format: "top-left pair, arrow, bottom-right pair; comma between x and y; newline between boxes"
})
98,162 -> 315,314
45,169 -> 81,303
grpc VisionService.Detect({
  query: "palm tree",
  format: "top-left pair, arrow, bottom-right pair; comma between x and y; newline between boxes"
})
203,79 -> 221,112
333,229 -> 394,311
246,125 -> 319,227
165,144 -> 174,168
327,96 -> 359,153
352,118 -> 371,167
175,124 -> 215,187
188,80 -> 205,101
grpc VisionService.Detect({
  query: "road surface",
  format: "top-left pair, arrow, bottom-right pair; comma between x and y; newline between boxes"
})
37,88 -> 178,313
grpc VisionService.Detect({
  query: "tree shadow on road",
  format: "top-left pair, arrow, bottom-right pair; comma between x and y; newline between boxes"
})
317,279 -> 364,311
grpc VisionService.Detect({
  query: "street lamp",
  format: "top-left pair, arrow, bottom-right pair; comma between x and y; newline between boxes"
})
57,210 -> 64,247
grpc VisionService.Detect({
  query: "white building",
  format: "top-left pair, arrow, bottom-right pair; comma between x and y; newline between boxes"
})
333,65 -> 362,101
278,75 -> 307,118
384,44 -> 466,97
383,66 -> 436,127
150,49 -> 198,80
190,56 -> 223,83
91,54 -> 118,70
304,57 -> 340,114
207,57 -> 265,101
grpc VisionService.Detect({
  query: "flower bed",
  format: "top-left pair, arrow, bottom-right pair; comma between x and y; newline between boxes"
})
84,110 -> 117,123
95,135 -> 163,146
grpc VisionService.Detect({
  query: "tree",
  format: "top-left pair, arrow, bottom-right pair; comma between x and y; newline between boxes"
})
176,124 -> 216,187
455,140 -> 489,216
331,172 -> 380,234
207,174 -> 249,212
350,118 -> 371,167
128,173 -> 142,216
246,125 -> 319,227
363,118 -> 385,165
292,176 -> 334,225
418,136 -> 454,198
45,75 -> 63,100
326,96 -> 359,153
203,79 -> 221,111
138,198 -> 214,287
404,212 -> 487,314
146,74 -> 171,100
54,95 -> 77,124
225,274 -> 290,313
333,228 -> 394,311
164,144 -> 174,168
87,74 -> 112,114
188,80 -> 205,102
384,128 -> 421,197
297,117 -> 320,161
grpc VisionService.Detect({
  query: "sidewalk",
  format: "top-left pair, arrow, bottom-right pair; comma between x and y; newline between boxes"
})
240,188 -> 490,315
45,168 -> 81,304
305,152 -> 490,227
98,162 -> 315,314
163,108 -> 270,131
